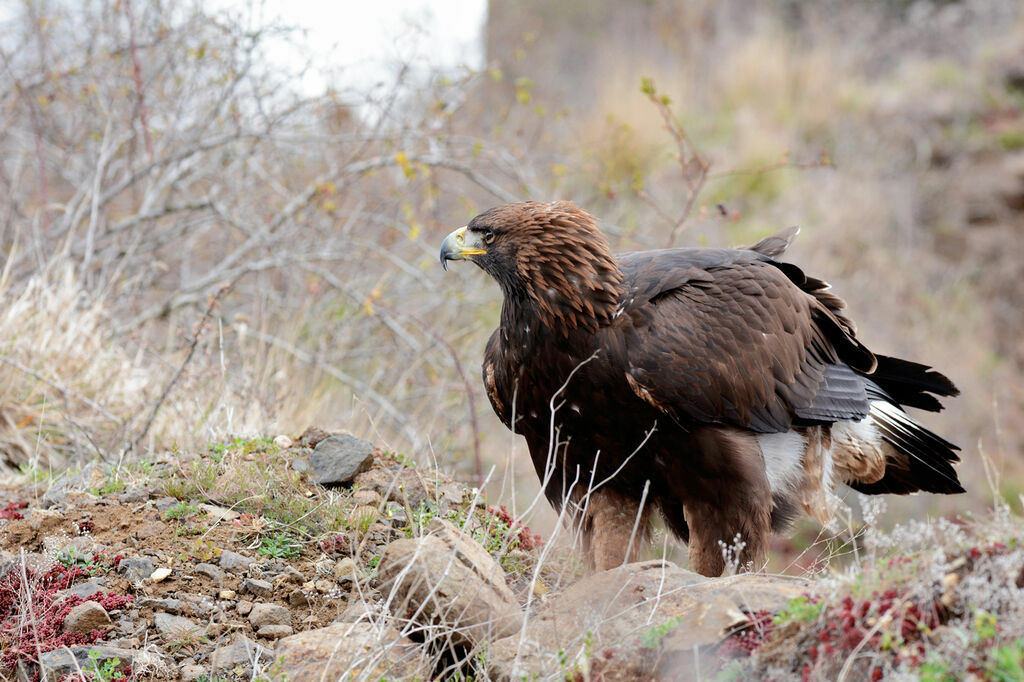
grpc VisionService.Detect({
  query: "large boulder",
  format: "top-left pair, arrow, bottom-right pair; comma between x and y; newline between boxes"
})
274,621 -> 429,679
377,518 -> 521,647
487,560 -> 808,681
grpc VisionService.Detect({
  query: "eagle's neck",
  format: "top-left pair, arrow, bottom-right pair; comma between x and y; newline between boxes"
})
500,238 -> 625,339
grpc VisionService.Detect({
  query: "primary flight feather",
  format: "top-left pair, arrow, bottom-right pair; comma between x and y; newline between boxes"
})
440,201 -> 962,576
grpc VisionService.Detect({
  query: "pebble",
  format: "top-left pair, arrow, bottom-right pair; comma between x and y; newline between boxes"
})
237,600 -> 254,616
248,603 -> 291,629
119,557 -> 155,582
154,612 -> 202,637
180,664 -> 207,681
239,578 -> 273,597
137,597 -> 183,614
62,601 -> 111,633
257,624 -> 294,639
288,589 -> 309,607
150,567 -> 172,582
195,562 -> 226,582
218,589 -> 237,600
219,550 -> 255,572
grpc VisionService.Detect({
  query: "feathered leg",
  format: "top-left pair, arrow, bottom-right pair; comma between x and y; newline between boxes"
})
674,428 -> 773,577
579,487 -> 650,570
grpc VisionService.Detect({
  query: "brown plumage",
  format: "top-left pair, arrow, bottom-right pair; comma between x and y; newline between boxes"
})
440,201 -> 962,577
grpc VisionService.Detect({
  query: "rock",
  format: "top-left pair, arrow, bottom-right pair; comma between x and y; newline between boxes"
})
337,600 -> 382,623
37,645 -> 169,682
352,488 -> 382,506
65,581 -> 104,600
199,503 -> 240,522
274,622 -> 429,680
150,567 -> 172,582
288,589 -> 309,607
487,560 -> 808,680
298,426 -> 331,448
63,601 -> 111,633
256,624 -> 293,639
219,550 -> 254,572
378,519 -> 520,648
333,557 -> 359,583
154,612 -> 203,638
118,556 -> 154,582
154,497 -> 179,512
180,663 -> 206,681
237,600 -> 254,616
137,597 -> 183,614
239,578 -> 273,597
195,562 -> 225,582
354,466 -> 430,507
273,434 -> 293,449
314,579 -> 335,594
209,635 -> 272,670
310,435 -> 375,486
248,603 -> 290,629
116,487 -> 149,504
218,589 -> 237,600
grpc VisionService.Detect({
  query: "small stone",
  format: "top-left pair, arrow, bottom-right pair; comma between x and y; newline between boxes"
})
137,597 -> 183,614
195,562 -> 226,583
338,600 -> 380,623
209,635 -> 271,670
248,603 -> 290,629
237,600 -> 253,616
256,624 -> 293,639
65,581 -> 104,600
154,497 -> 178,512
274,435 -> 293,449
154,612 -> 202,638
118,557 -> 155,582
199,504 -> 240,522
219,550 -> 255,572
315,579 -> 335,594
180,664 -> 206,681
63,601 -> 111,633
239,578 -> 273,597
298,426 -> 331,448
333,558 -> 359,583
150,567 -> 172,583
351,489 -> 382,506
219,589 -> 237,600
310,435 -> 375,486
288,590 -> 309,607
117,487 -> 149,504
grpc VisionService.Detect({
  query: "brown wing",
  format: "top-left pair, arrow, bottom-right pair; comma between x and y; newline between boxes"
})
617,247 -> 875,434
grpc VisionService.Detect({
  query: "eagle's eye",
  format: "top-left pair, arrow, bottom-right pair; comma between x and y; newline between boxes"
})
483,230 -> 495,244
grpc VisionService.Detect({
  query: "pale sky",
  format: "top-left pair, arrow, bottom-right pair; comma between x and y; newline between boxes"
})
248,0 -> 489,94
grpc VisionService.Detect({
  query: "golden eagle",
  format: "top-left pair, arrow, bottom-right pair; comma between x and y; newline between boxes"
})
440,201 -> 961,576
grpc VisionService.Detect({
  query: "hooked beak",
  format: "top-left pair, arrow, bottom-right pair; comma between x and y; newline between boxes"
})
439,226 -> 486,271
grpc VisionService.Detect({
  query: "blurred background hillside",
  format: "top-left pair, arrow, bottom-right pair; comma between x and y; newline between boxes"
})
0,0 -> 1021,543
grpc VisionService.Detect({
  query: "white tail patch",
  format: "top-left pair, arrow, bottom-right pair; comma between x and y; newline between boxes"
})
756,431 -> 806,495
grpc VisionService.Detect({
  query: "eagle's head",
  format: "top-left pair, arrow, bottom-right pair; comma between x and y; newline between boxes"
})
440,201 -> 624,331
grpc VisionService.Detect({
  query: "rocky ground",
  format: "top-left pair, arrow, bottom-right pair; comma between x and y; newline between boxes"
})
1,432 -> 1022,681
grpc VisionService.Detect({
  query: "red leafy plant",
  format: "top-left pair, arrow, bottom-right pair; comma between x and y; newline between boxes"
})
0,555 -> 132,681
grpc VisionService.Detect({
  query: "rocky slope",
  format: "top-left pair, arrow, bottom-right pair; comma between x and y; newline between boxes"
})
1,432 -> 1022,681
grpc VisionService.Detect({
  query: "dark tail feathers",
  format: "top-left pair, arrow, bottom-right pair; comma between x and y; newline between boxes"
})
850,356 -> 963,496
